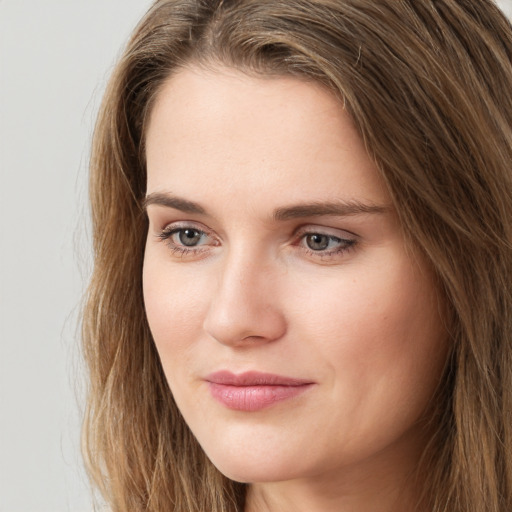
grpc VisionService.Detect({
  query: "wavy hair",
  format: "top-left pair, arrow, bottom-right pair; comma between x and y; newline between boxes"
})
82,1 -> 512,510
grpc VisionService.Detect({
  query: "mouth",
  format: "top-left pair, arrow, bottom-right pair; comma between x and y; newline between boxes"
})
205,371 -> 315,412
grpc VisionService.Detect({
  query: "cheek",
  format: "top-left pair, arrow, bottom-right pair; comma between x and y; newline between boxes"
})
286,249 -> 447,408
142,258 -> 210,374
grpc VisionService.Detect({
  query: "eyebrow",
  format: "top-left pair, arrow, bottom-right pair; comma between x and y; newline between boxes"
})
144,192 -> 206,214
273,200 -> 391,221
143,192 -> 391,220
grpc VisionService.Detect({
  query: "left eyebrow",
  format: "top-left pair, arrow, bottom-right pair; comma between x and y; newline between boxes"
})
273,200 -> 392,221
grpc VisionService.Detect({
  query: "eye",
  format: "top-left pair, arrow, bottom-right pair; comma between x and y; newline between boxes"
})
297,228 -> 357,259
304,233 -> 340,251
157,224 -> 215,257
174,228 -> 206,247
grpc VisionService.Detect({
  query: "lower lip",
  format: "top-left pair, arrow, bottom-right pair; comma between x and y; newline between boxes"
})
207,382 -> 313,411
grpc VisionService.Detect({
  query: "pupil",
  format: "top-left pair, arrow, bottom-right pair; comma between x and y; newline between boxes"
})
180,229 -> 201,246
307,234 -> 329,251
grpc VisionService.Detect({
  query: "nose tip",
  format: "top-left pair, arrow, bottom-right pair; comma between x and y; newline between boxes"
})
202,264 -> 287,347
203,304 -> 286,347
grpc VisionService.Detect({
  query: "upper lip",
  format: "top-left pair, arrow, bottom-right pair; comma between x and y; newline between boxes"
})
205,370 -> 313,386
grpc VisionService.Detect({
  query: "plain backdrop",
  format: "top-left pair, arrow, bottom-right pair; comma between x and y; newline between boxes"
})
0,1 -> 511,511
0,2 -> 152,511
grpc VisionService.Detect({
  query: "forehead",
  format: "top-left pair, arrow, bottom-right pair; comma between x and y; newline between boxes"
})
145,65 -> 390,211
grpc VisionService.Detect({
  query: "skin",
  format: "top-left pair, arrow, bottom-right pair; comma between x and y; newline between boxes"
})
143,65 -> 448,512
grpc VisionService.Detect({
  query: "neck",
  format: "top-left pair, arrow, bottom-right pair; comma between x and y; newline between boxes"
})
245,479 -> 424,512
244,427 -> 429,512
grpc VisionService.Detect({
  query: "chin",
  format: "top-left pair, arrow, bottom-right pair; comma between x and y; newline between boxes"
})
204,446 -> 311,484
213,462 -> 290,484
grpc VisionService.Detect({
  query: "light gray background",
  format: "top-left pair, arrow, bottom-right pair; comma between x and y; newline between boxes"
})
1,1 -> 511,511
0,2 -> 152,511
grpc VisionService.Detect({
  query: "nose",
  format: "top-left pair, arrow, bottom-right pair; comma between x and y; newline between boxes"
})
202,251 -> 287,347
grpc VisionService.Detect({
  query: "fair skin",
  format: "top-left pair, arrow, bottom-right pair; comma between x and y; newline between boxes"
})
143,65 -> 448,512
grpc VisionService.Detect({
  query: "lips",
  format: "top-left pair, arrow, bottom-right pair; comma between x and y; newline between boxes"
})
205,371 -> 314,411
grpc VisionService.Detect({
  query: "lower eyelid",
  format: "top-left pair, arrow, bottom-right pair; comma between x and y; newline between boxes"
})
299,236 -> 357,256
156,226 -> 220,256
155,224 -> 356,257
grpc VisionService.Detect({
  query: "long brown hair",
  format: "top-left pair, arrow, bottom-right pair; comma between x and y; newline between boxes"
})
82,1 -> 512,510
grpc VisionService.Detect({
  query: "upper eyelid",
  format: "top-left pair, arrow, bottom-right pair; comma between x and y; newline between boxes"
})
157,225 -> 218,250
159,220 -> 212,234
155,220 -> 358,241
293,224 -> 358,239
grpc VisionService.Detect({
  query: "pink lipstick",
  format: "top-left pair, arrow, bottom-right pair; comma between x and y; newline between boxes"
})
205,371 -> 314,411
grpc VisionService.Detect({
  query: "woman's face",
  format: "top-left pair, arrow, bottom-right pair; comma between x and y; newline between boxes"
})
143,66 -> 448,486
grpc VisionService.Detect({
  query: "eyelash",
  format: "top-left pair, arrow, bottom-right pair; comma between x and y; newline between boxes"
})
157,225 -> 214,257
156,225 -> 357,260
297,232 -> 356,259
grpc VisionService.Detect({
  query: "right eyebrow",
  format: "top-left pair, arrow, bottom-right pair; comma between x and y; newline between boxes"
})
143,192 -> 206,214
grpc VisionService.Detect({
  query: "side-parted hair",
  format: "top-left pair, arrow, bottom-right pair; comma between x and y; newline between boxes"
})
83,1 -> 512,510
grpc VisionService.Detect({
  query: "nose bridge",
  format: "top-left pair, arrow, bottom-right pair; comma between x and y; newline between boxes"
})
202,242 -> 286,346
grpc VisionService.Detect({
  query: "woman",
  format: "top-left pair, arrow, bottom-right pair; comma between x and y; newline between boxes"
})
82,1 -> 512,511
